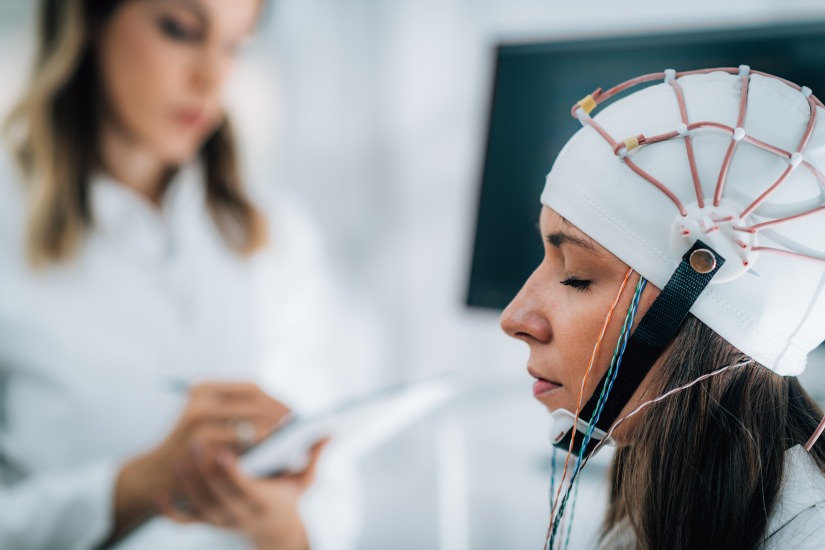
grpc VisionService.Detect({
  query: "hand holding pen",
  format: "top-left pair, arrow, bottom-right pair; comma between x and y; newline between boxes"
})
108,381 -> 321,547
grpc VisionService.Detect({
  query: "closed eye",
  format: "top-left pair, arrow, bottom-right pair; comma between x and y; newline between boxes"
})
159,16 -> 203,42
560,277 -> 592,292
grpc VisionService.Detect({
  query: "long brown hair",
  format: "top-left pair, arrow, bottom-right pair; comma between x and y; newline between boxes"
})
602,315 -> 825,549
3,0 -> 267,266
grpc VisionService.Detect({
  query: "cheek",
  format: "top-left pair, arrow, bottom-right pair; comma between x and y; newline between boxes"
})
554,301 -> 611,384
99,13 -> 197,157
552,287 -> 637,408
103,20 -> 175,114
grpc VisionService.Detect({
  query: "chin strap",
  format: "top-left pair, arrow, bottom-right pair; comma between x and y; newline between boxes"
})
553,240 -> 725,456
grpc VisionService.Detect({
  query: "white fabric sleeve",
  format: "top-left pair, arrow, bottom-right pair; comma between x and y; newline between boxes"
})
298,451 -> 362,550
252,192 -> 365,549
0,148 -> 119,549
0,460 -> 119,550
762,503 -> 825,550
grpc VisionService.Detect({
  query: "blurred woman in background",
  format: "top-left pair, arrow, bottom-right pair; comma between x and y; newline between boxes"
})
0,0 -> 357,548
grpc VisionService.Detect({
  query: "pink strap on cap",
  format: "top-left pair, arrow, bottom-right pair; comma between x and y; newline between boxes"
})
568,67 -> 825,451
570,66 -> 825,268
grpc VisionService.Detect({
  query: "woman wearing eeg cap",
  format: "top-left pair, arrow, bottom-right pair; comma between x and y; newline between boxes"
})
501,66 -> 825,549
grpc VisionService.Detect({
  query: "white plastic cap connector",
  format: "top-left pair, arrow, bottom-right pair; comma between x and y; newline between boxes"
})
664,69 -> 676,84
790,152 -> 804,168
733,127 -> 746,142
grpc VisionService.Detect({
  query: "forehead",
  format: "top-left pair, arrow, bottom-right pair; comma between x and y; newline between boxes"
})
159,0 -> 260,33
539,206 -> 624,265
540,207 -> 595,242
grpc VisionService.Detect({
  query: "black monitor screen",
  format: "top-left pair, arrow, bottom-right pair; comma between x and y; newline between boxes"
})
467,21 -> 825,310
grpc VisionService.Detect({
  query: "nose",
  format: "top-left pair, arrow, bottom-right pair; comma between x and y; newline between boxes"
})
500,271 -> 552,344
191,46 -> 233,96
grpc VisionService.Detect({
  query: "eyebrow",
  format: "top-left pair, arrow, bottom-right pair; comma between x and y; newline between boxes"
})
545,231 -> 596,250
166,0 -> 209,25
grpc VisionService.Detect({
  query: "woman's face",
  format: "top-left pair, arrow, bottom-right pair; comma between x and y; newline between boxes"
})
97,0 -> 260,163
501,206 -> 659,415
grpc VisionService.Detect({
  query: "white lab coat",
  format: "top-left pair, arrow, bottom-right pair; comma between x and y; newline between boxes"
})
596,444 -> 825,549
0,152 -> 360,549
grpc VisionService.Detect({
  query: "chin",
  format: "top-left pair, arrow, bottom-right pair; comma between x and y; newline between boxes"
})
535,395 -> 567,413
154,140 -> 202,166
545,403 -> 565,415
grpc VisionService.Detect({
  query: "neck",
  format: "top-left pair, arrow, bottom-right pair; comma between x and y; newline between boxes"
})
98,119 -> 173,208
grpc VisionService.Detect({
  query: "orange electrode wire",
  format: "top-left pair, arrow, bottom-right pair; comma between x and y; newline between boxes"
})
550,267 -> 634,520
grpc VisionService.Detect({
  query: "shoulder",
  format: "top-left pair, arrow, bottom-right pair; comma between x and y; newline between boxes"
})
762,446 -> 825,549
248,183 -> 328,271
0,144 -> 27,246
0,143 -> 25,203
762,504 -> 825,549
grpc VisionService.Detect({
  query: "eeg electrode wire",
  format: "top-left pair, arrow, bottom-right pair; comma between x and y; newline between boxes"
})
547,275 -> 646,549
577,277 -> 648,463
549,268 -> 633,522
561,473 -> 581,550
580,358 -> 755,469
548,446 -> 557,513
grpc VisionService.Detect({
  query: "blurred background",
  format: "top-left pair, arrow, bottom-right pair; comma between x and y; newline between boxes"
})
3,0 -> 825,548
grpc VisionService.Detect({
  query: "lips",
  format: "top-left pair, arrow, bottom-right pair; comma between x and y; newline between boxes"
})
528,367 -> 562,398
173,107 -> 207,129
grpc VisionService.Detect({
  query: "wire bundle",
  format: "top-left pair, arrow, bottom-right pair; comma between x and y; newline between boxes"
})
542,274 -> 756,550
545,275 -> 647,550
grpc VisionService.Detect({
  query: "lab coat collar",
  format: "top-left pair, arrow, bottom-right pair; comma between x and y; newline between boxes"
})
90,161 -> 205,259
91,162 -> 204,226
765,444 -> 825,537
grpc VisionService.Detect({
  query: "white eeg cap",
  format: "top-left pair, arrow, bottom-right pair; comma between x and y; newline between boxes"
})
542,70 -> 825,375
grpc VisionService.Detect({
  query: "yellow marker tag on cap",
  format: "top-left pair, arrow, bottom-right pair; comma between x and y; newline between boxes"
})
577,95 -> 597,115
623,135 -> 640,152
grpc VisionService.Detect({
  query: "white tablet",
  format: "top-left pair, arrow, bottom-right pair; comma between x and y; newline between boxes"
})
241,373 -> 459,477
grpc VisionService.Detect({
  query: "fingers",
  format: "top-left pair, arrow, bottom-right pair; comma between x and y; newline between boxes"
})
212,451 -> 267,516
183,382 -> 290,441
186,399 -> 290,432
189,381 -> 263,399
172,447 -> 244,528
189,416 -> 287,452
156,493 -> 199,525
290,438 -> 330,489
164,448 -> 266,530
160,443 -> 326,535
189,382 -> 291,418
152,381 -> 297,533
176,450 -> 229,527
180,383 -> 293,451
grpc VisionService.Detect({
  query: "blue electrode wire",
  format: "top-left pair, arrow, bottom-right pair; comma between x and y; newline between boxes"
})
546,277 -> 647,549
549,446 -> 557,511
545,447 -> 558,550
562,472 -> 581,550
578,278 -> 648,459
545,336 -> 629,550
562,279 -> 646,550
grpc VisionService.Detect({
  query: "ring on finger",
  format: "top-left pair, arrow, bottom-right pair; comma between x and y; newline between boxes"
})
232,418 -> 256,449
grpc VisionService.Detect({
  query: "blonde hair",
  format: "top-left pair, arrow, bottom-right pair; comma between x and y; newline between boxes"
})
3,0 -> 267,267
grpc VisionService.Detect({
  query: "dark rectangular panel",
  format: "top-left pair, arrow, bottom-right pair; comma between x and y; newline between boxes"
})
468,21 -> 825,309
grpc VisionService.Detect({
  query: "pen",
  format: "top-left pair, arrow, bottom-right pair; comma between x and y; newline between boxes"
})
158,376 -> 190,394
